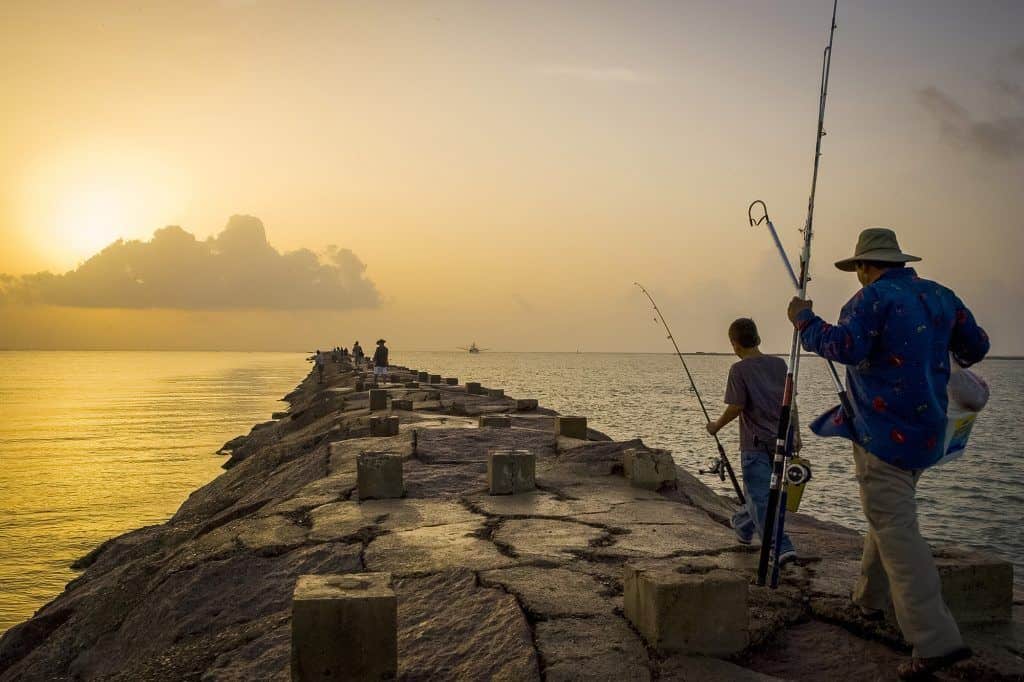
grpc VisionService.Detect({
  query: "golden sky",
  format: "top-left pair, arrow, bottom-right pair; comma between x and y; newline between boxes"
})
1,1 -> 1022,353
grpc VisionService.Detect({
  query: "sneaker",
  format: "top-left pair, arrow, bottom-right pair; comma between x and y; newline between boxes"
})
729,518 -> 753,545
778,549 -> 798,566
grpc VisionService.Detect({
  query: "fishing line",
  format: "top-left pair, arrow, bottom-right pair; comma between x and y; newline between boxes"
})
633,282 -> 746,505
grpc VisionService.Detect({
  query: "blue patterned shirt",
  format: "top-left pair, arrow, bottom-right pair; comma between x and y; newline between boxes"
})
795,268 -> 989,469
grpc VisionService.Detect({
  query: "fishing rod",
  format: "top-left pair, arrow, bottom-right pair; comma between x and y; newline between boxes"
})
757,0 -> 839,588
748,200 -> 859,435
634,282 -> 746,505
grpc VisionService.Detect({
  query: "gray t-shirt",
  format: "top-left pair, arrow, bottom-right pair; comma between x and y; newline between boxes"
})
724,355 -> 787,452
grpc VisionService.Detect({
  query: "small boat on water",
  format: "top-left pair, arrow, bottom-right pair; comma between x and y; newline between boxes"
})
458,342 -> 489,353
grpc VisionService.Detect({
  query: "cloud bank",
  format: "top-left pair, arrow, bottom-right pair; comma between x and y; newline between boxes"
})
0,215 -> 380,310
918,44 -> 1024,161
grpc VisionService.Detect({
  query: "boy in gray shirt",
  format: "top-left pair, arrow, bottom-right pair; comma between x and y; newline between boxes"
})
707,318 -> 798,564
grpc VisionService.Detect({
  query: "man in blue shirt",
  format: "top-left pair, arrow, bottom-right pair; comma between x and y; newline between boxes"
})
787,227 -> 989,680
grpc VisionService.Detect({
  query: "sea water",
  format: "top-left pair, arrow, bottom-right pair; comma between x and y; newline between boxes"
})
0,350 -> 1020,633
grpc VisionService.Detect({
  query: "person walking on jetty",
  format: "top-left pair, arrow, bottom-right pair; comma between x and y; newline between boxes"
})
352,341 -> 364,367
372,339 -> 389,378
787,227 -> 989,680
707,318 -> 799,565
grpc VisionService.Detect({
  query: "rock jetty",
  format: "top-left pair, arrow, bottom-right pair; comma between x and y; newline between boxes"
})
0,358 -> 1020,680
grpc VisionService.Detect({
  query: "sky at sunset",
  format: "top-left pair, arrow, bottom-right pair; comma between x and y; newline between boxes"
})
1,0 -> 1022,353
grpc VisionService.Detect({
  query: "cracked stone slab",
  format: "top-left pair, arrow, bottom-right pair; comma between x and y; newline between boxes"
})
309,498 -> 482,542
576,500 -> 723,526
590,522 -> 742,559
479,566 -> 615,618
656,655 -> 782,681
467,490 -> 615,519
545,482 -> 666,506
535,615 -> 651,681
492,518 -> 608,562
395,570 -> 539,679
363,521 -> 517,575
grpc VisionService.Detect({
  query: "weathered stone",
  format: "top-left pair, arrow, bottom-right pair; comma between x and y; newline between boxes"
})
624,560 -> 749,655
622,448 -> 677,490
444,377 -> 459,386
478,414 -> 512,428
535,616 -> 651,681
309,499 -> 482,542
555,416 -> 587,439
368,389 -> 388,412
417,372 -> 429,382
272,411 -> 289,420
395,570 -> 538,679
466,382 -> 484,395
404,382 -> 420,388
469,490 -> 614,518
492,518 -> 606,562
486,388 -> 505,398
429,374 -> 442,384
479,566 -> 614,618
487,450 -> 536,495
291,573 -> 396,681
514,398 -> 538,412
935,546 -> 1014,623
423,389 -> 441,400
369,415 -> 400,437
357,452 -> 403,499
364,521 -> 515,575
390,398 -> 414,411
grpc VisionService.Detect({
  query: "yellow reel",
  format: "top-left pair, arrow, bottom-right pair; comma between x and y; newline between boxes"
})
785,457 -> 812,512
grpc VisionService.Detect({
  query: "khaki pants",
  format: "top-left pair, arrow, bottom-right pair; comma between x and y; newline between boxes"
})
851,443 -> 963,657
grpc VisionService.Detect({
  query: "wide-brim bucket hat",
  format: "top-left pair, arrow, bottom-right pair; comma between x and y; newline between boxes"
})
377,339 -> 386,344
834,227 -> 921,272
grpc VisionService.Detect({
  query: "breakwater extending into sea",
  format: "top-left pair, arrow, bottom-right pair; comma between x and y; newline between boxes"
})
0,356 -> 1019,680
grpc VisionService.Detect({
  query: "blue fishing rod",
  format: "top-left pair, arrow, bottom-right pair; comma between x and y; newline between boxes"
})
755,0 -> 840,588
634,282 -> 746,505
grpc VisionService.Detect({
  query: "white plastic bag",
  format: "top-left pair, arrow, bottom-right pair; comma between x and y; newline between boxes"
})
934,362 -> 989,467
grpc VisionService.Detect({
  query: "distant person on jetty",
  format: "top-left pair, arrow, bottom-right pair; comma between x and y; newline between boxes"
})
788,227 -> 989,679
352,341 -> 364,367
310,349 -> 325,384
372,339 -> 389,378
707,318 -> 799,566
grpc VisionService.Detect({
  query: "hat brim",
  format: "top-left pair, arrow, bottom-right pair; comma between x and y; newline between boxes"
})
834,251 -> 922,272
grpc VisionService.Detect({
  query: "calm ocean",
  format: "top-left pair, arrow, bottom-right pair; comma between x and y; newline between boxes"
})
1,350 -> 1020,633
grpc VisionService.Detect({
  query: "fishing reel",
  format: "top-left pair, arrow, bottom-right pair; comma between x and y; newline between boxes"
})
784,457 -> 813,512
699,457 -> 726,481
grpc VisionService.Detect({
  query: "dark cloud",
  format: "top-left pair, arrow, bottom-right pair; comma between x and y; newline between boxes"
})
0,215 -> 380,310
917,86 -> 1024,161
917,45 -> 1024,161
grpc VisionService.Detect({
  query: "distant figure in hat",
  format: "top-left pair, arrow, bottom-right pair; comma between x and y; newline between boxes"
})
787,227 -> 989,680
372,339 -> 389,378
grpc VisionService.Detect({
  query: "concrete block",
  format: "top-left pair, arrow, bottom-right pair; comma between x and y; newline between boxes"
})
445,377 -> 459,386
404,381 -> 419,388
357,452 -> 403,499
424,389 -> 441,400
487,388 -> 505,398
555,416 -> 587,439
390,398 -> 414,411
488,449 -> 536,495
624,562 -> 748,655
291,573 -> 397,681
429,374 -> 442,384
622,448 -> 677,490
514,398 -> 538,412
479,414 -> 512,428
354,380 -> 366,392
368,389 -> 388,412
466,382 -> 485,395
369,415 -> 400,437
935,547 -> 1013,623
417,371 -> 429,382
